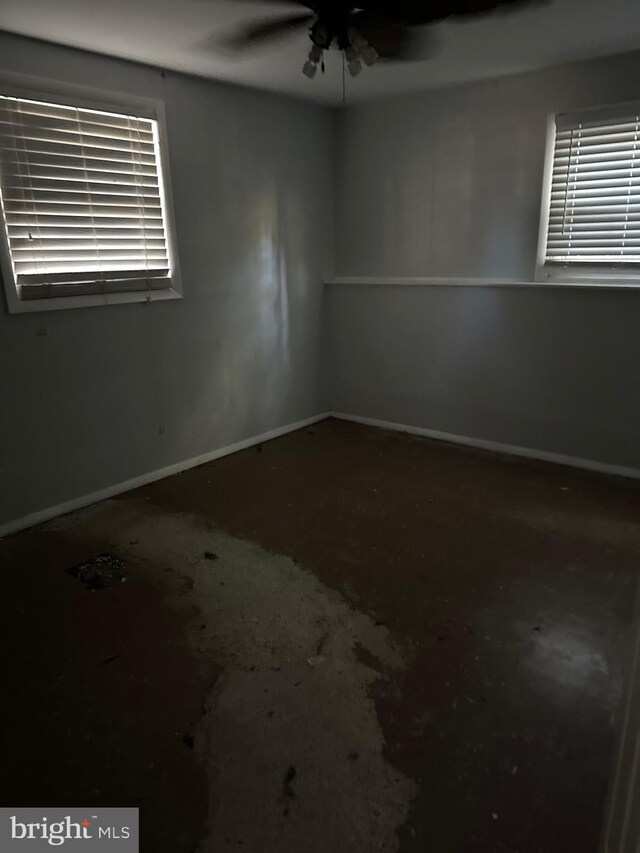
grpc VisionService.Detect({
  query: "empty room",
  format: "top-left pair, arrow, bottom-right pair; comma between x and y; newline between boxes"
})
0,0 -> 639,850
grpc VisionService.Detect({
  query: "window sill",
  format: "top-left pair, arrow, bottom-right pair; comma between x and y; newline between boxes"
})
535,267 -> 640,288
5,286 -> 182,314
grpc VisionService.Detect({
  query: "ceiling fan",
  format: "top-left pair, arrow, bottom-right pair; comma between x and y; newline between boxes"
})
218,0 -> 540,78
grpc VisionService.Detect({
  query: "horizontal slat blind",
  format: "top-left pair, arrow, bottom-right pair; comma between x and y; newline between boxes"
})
0,94 -> 171,298
546,109 -> 640,264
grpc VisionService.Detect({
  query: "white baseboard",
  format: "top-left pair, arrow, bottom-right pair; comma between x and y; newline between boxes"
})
331,411 -> 640,481
0,412 -> 330,538
3,408 -> 637,538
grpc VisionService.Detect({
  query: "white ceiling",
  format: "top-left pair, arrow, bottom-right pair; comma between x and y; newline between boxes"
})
2,0 -> 640,105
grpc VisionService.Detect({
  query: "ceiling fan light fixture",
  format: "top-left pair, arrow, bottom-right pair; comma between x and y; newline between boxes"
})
302,59 -> 317,78
310,23 -> 332,49
347,28 -> 378,67
342,43 -> 363,76
347,29 -> 365,49
347,56 -> 362,77
360,44 -> 379,66
343,43 -> 358,63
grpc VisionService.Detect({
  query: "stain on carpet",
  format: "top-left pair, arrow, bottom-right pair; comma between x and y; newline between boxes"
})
47,499 -> 417,852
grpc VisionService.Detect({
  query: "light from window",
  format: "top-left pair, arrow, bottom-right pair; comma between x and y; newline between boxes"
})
0,93 -> 174,302
540,105 -> 640,281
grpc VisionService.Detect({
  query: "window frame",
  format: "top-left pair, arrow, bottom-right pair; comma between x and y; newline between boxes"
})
535,103 -> 640,287
0,72 -> 182,314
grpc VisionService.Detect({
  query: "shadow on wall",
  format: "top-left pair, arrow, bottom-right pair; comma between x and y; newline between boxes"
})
153,80 -> 328,461
172,182 -> 314,455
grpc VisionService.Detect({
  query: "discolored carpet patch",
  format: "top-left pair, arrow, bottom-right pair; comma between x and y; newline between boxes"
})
1,418 -> 638,852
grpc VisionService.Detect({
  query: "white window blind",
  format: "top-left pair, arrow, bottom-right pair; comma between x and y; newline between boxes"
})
0,94 -> 172,300
546,108 -> 640,266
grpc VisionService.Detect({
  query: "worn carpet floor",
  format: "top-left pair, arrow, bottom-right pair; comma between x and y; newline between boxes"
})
1,418 -> 638,852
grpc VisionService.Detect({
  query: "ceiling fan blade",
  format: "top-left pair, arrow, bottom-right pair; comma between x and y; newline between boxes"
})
442,0 -> 544,19
232,0 -> 317,6
366,26 -> 430,60
196,0 -> 315,6
358,0 -> 539,26
351,11 -> 434,61
215,13 -> 314,52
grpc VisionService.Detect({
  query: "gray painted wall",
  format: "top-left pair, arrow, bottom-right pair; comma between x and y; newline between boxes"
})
3,36 -> 640,531
0,33 -> 333,528
328,51 -> 640,470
